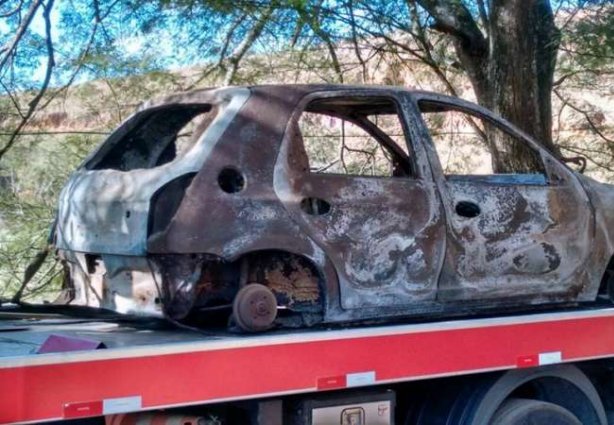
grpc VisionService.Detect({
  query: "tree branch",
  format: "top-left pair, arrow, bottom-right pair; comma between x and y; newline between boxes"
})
0,0 -> 55,162
415,0 -> 487,56
554,89 -> 614,145
477,0 -> 489,35
0,0 -> 43,71
0,0 -> 24,18
223,5 -> 274,85
10,246 -> 50,303
297,2 -> 343,83
348,0 -> 367,82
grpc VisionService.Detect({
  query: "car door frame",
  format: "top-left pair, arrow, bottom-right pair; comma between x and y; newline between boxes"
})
274,87 -> 448,322
405,91 -> 596,305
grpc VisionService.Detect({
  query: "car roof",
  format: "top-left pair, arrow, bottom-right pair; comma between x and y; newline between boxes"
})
138,84 -> 454,110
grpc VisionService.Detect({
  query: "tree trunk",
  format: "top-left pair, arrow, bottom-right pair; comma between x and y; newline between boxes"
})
417,0 -> 561,172
487,0 -> 561,172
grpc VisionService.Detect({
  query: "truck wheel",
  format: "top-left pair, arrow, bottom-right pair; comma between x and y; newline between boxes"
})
405,366 -> 606,425
232,283 -> 277,332
491,398 -> 581,425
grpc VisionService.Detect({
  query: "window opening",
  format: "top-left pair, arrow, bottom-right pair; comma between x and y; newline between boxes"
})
419,101 -> 546,184
88,104 -> 216,171
298,97 -> 412,178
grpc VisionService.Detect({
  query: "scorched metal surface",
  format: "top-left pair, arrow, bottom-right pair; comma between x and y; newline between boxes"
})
51,84 -> 614,331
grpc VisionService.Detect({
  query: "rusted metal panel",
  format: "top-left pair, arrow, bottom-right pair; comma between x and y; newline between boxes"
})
243,251 -> 321,310
274,89 -> 446,311
438,181 -> 592,301
279,173 -> 445,309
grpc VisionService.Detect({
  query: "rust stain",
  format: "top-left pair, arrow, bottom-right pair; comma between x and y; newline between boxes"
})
259,256 -> 320,306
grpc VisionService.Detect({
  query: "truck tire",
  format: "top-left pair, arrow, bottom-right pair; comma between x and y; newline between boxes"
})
491,398 -> 582,425
404,365 -> 606,425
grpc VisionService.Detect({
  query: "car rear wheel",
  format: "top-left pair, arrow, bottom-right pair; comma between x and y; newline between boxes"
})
232,283 -> 278,332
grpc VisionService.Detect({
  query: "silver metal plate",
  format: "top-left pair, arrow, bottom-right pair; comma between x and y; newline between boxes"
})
312,400 -> 392,425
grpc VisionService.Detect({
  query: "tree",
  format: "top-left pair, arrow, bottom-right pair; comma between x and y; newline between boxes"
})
414,0 -> 561,171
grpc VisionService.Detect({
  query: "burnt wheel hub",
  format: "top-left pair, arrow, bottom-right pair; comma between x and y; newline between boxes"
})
232,283 -> 278,332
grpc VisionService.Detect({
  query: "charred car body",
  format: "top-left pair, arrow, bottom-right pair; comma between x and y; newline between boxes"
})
52,85 -> 614,331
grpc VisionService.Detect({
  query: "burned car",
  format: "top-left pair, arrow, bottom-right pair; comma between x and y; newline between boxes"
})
52,85 -> 614,331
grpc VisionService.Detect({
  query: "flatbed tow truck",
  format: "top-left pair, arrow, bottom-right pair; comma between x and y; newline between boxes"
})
3,304 -> 614,425
4,85 -> 614,424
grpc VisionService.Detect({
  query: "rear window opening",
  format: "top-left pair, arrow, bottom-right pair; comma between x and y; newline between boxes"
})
87,104 -> 216,171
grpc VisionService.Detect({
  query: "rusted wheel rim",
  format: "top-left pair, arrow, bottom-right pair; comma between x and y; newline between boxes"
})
232,283 -> 277,332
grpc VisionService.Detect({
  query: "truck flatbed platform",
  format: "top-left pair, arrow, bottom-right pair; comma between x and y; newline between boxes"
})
3,307 -> 614,424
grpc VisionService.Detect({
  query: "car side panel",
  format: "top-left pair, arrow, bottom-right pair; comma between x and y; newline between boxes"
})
409,93 -> 596,303
147,86 -> 319,259
438,179 -> 594,301
275,90 -> 446,310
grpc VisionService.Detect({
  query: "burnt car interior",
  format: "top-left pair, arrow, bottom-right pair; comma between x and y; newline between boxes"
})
299,97 -> 413,178
86,104 -> 215,171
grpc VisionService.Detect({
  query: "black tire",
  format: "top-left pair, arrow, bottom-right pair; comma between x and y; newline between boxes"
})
491,398 -> 582,425
404,365 -> 606,425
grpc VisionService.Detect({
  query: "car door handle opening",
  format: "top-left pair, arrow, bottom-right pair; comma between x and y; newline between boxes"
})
301,197 -> 331,216
455,201 -> 481,218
